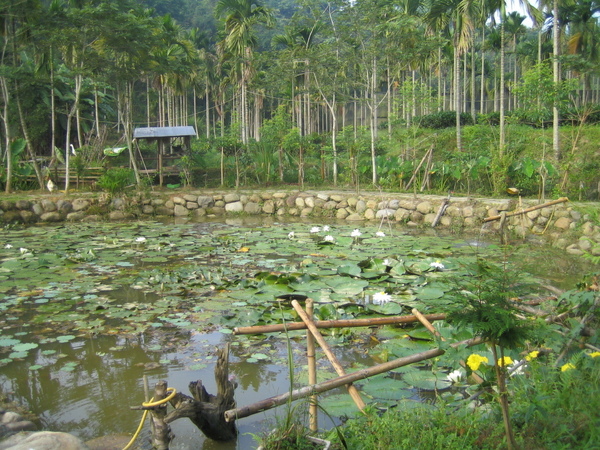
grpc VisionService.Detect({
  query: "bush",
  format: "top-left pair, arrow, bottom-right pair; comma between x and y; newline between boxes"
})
96,167 -> 135,194
416,111 -> 475,129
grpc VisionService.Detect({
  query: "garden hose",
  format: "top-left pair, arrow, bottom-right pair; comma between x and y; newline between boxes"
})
122,387 -> 177,450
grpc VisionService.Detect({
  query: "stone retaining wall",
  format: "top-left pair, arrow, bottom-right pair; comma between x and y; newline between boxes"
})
1,190 -> 599,256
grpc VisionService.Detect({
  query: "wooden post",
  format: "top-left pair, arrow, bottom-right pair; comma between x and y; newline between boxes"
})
233,313 -> 447,335
292,300 -> 366,412
224,336 -> 484,422
306,299 -> 318,432
149,381 -> 172,450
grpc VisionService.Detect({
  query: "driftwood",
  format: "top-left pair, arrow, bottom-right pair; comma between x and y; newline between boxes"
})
224,336 -> 484,422
163,345 -> 237,441
431,194 -> 450,228
233,313 -> 447,335
483,197 -> 568,223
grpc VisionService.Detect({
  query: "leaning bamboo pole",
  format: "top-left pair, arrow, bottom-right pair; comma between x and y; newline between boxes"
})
292,300 -> 366,412
482,197 -> 568,223
233,313 -> 447,335
224,336 -> 484,422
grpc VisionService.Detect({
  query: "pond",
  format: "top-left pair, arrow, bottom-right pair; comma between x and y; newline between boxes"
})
0,217 -> 589,449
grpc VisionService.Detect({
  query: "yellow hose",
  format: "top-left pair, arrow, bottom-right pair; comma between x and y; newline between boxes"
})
122,387 -> 177,450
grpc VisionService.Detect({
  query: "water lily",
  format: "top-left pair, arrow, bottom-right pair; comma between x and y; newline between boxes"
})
310,226 -> 321,233
135,237 -> 147,243
466,353 -> 489,371
372,291 -> 391,305
4,244 -> 13,249
288,231 -> 295,239
383,259 -> 390,266
324,235 -> 334,242
19,247 -> 29,254
497,356 -> 514,367
560,363 -> 576,372
351,229 -> 362,238
430,261 -> 445,271
376,231 -> 385,237
323,225 -> 330,232
447,369 -> 463,383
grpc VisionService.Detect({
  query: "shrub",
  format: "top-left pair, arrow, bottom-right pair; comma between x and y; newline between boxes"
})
96,167 -> 135,194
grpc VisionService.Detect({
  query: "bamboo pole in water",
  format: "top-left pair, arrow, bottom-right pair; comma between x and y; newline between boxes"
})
233,313 -> 447,335
483,197 -> 568,223
292,300 -> 366,413
306,299 -> 318,432
224,336 -> 484,422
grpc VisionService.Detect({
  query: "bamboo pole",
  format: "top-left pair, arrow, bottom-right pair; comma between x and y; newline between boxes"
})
412,308 -> 445,341
233,313 -> 447,335
306,299 -> 318,432
292,300 -> 366,412
482,197 -> 568,223
224,336 -> 484,422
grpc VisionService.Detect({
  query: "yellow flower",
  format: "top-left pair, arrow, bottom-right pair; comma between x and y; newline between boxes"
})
525,351 -> 540,361
588,352 -> 600,358
560,363 -> 576,372
466,354 -> 489,371
497,356 -> 514,367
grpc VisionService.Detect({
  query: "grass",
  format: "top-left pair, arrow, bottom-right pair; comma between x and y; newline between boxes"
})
325,350 -> 600,449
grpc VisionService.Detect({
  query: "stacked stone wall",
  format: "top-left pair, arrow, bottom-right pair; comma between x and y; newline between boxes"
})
1,190 -> 599,256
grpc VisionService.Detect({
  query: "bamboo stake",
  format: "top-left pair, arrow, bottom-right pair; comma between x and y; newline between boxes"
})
233,313 -> 447,335
224,336 -> 484,422
483,197 -> 568,223
412,308 -> 445,341
306,299 -> 318,432
291,300 -> 366,412
404,146 -> 432,190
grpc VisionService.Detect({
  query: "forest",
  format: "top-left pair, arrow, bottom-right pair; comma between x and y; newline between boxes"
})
1,0 -> 599,197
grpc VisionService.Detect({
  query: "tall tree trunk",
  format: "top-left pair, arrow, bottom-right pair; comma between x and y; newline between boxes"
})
499,15 -> 506,156
454,45 -> 463,151
120,81 -> 141,186
552,0 -> 560,159
0,76 -> 12,193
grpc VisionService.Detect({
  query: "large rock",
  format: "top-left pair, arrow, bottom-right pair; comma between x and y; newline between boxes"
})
225,201 -> 243,212
0,431 -> 89,450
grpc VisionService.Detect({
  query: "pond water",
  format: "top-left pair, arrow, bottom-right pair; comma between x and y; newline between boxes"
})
0,217 -> 590,449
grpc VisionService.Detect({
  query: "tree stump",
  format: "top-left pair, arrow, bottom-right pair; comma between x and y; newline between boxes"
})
164,344 -> 237,441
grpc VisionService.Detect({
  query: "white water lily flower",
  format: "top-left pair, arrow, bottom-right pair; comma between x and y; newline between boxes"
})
288,231 -> 295,239
430,261 -> 445,271
323,225 -> 330,232
4,244 -> 13,249
372,291 -> 391,305
19,247 -> 29,254
351,229 -> 362,238
310,226 -> 321,233
135,237 -> 147,243
376,231 -> 386,237
383,259 -> 390,266
447,369 -> 464,383
324,235 -> 334,242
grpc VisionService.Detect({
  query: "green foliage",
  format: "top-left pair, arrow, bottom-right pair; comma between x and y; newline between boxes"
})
96,167 -> 135,194
447,259 -> 534,349
416,111 -> 475,129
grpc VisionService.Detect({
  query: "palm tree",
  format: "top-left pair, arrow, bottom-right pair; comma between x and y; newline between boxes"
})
215,0 -> 274,144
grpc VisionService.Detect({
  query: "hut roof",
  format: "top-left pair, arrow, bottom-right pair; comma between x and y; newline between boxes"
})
133,126 -> 196,139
